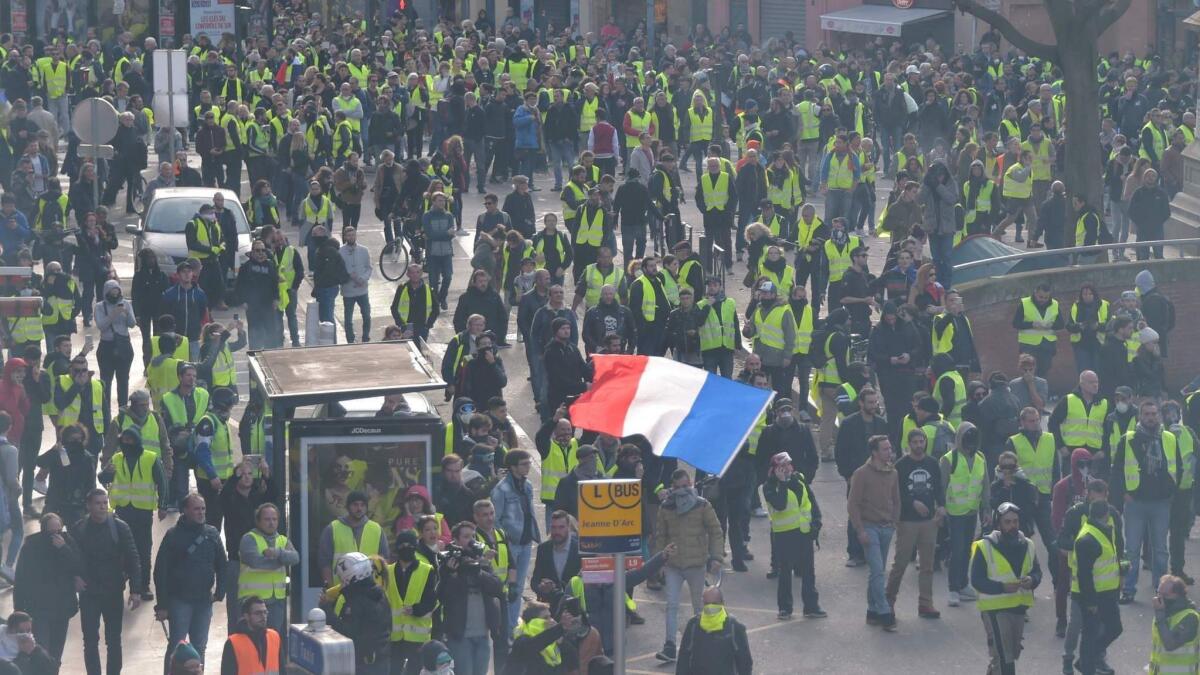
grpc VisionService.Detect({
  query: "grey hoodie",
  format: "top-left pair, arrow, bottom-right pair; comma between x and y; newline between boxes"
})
95,279 -> 137,340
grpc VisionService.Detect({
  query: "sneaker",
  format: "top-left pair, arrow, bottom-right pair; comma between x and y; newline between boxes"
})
845,557 -> 866,568
731,560 -> 748,572
752,507 -> 768,517
1061,656 -> 1073,675
627,610 -> 646,625
803,607 -> 828,618
766,568 -> 778,580
646,578 -> 663,591
917,606 -> 941,619
1096,661 -> 1115,675
1055,617 -> 1066,637
1118,592 -> 1134,604
880,615 -> 898,632
655,641 -> 676,662
777,610 -> 793,620
865,611 -> 880,625
552,185 -> 562,192
742,552 -> 754,561
957,587 -> 978,601
947,591 -> 960,607
1180,572 -> 1196,586
439,300 -> 449,311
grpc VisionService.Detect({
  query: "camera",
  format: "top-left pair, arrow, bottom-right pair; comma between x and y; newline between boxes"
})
441,539 -> 487,570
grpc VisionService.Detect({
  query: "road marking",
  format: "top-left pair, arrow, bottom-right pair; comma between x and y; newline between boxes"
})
626,618 -> 800,663
632,597 -> 782,616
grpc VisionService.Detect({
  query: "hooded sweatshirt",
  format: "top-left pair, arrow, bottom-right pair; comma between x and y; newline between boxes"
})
0,358 -> 30,443
938,422 -> 991,514
1051,448 -> 1093,532
848,453 -> 901,529
95,279 -> 137,341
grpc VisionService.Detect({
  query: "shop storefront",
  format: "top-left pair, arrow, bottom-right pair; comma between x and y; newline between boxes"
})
3,0 -> 155,44
819,0 -> 953,55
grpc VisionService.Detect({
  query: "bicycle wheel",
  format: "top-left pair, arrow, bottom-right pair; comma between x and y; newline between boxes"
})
379,239 -> 410,281
133,175 -> 149,215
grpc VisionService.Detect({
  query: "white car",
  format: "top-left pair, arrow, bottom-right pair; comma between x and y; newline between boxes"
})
124,187 -> 252,276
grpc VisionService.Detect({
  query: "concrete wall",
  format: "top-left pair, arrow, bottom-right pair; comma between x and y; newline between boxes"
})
957,259 -> 1193,393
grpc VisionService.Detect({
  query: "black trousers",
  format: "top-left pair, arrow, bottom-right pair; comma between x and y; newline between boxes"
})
98,335 -> 134,414
199,256 -> 225,306
31,607 -> 71,663
80,590 -> 125,675
775,529 -> 819,613
117,505 -> 153,596
716,485 -> 751,564
223,152 -> 242,196
389,641 -> 424,675
1077,594 -> 1122,675
701,213 -> 734,266
197,477 -> 224,531
1170,489 -> 1194,575
200,156 -> 224,187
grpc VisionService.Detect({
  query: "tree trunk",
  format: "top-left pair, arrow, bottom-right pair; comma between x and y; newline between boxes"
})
1059,33 -> 1104,210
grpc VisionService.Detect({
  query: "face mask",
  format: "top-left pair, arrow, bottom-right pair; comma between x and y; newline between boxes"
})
435,664 -> 454,675
777,412 -> 794,426
106,292 -> 121,303
202,213 -> 215,222
1116,402 -> 1130,414
65,439 -> 84,452
120,442 -> 137,453
1000,528 -> 1019,542
1079,466 -> 1091,482
397,546 -> 416,562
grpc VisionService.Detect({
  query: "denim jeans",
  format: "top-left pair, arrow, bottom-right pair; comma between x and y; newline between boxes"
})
314,285 -> 339,325
427,254 -> 454,304
863,523 -> 894,615
1110,198 -> 1130,255
342,293 -> 371,342
1073,343 -> 1101,376
525,341 -> 546,405
3,499 -> 21,567
878,126 -> 901,174
845,480 -> 865,560
664,565 -> 706,641
1123,497 -> 1170,596
823,188 -> 851,223
547,139 -> 574,188
507,542 -> 533,628
947,513 -> 977,592
447,635 -> 491,675
702,349 -> 733,378
166,598 -> 213,671
929,232 -> 956,289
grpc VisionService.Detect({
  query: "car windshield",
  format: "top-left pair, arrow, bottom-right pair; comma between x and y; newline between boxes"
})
144,197 -> 250,234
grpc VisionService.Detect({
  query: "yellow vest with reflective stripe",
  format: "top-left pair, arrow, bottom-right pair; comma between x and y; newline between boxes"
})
8,317 -> 43,345
699,297 -> 737,351
1069,300 -> 1109,344
583,264 -> 623,307
1174,425 -> 1196,491
110,450 -> 158,510
561,183 -> 587,221
118,410 -> 161,455
42,60 -> 68,99
578,98 -> 599,132
1123,429 -> 1178,493
626,110 -> 652,148
700,172 -> 730,212
576,207 -> 604,247
347,62 -> 371,89
197,413 -> 234,480
792,303 -> 813,355
755,263 -> 794,298
826,153 -> 854,189
275,246 -> 297,310
974,536 -> 1034,611
823,236 -> 860,283
1140,122 -> 1168,161
753,304 -> 792,350
210,345 -> 235,388
395,283 -> 434,325
934,371 -> 966,425
477,528 -> 510,571
333,97 -> 362,132
1017,297 -> 1059,345
540,438 -> 578,501
1151,606 -> 1200,673
1072,522 -> 1120,592
767,483 -> 812,533
946,451 -> 985,515
1062,394 -> 1107,450
332,519 -> 383,559
688,108 -> 713,143
151,335 -> 190,360
635,275 -> 659,322
1021,138 -> 1052,181
797,101 -> 819,140
239,531 -> 290,600
1009,431 -> 1056,494
385,560 -> 433,642
303,196 -> 333,224
57,376 -> 104,434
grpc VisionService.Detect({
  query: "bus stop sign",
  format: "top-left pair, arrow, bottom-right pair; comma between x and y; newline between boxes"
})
578,479 -> 642,554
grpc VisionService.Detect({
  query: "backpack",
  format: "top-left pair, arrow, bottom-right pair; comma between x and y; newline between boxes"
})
927,420 -> 956,459
808,329 -> 831,369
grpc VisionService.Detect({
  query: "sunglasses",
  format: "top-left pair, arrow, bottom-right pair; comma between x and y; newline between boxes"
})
996,502 -> 1020,514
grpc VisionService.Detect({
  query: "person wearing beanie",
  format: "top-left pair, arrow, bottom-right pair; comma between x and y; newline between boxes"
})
940,422 -> 991,607
419,640 -> 453,674
1135,270 -> 1175,358
169,640 -> 202,674
542,316 -> 590,418
318,489 -> 389,586
1132,327 -> 1166,400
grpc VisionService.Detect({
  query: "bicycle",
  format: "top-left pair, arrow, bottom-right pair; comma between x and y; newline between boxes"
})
132,174 -> 150,215
378,236 -> 411,281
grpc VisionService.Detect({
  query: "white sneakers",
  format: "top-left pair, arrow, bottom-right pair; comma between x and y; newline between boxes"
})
947,591 -> 960,607
958,586 -> 978,601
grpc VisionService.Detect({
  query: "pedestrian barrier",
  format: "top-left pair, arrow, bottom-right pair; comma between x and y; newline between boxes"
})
953,238 -> 1200,275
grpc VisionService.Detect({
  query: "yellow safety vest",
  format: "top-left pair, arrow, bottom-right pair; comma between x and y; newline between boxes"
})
347,62 -> 371,89
187,217 -> 221,260
1002,163 -> 1032,199
110,450 -> 158,510
753,304 -> 792,351
767,484 -> 812,533
583,264 -> 623,307
755,263 -> 794,298
1061,394 -> 1107,450
698,298 -> 737,351
945,451 -> 985,516
688,108 -> 713,143
561,182 -> 587,221
797,101 -> 819,140
8,317 -> 44,345
540,438 -> 578,501
239,531 -> 290,600
150,335 -> 190,361
512,618 -> 563,666
963,181 -> 994,225
793,303 -> 813,355
826,153 -> 854,190
477,528 -> 510,571
161,387 -> 211,429
626,110 -> 652,148
1140,122 -> 1168,161
1150,606 -> 1200,673
394,283 -> 434,325
275,246 -> 297,310
700,172 -> 730,212
1009,431 -> 1056,494
576,207 -> 604,247
932,314 -> 968,356
333,97 -> 362,133
1021,139 -> 1052,181
332,519 -> 383,559
1017,297 -> 1059,345
934,370 -> 966,426
1069,300 -> 1109,344
635,275 -> 660,323
42,60 -> 68,99
385,560 -> 434,642
118,410 -> 162,456
823,236 -> 861,283
1123,429 -> 1179,493
974,536 -> 1035,611
303,196 -> 333,224
1071,522 -> 1120,593
197,413 -> 234,480
578,98 -> 599,132
1174,426 -> 1196,492
57,376 -> 104,434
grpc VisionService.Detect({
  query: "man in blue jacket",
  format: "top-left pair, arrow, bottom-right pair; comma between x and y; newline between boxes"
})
160,260 -> 208,360
154,492 -> 226,674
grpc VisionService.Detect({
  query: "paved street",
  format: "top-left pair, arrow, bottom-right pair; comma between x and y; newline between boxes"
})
0,159 -> 1176,673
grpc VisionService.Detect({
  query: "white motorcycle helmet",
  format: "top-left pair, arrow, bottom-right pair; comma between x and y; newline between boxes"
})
334,552 -> 373,586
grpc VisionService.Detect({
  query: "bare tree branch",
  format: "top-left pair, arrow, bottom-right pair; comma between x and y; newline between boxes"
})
953,0 -> 1058,61
1096,0 -> 1134,33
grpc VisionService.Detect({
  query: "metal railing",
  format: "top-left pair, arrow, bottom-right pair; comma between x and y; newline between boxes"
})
952,238 -> 1200,272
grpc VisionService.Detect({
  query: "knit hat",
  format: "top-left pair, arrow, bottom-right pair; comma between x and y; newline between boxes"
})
1139,327 -> 1159,344
172,641 -> 201,665
346,490 -> 369,507
1120,290 -> 1138,301
1135,269 -> 1155,294
420,641 -> 453,671
917,396 -> 941,414
1115,385 -> 1134,399
881,301 -> 898,316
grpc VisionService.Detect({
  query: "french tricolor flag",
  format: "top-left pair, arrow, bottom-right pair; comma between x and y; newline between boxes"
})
569,355 -> 775,475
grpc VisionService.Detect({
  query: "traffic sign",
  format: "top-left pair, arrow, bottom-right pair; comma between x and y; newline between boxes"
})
581,555 -> 644,584
78,145 -> 115,160
0,297 -> 43,318
578,479 -> 642,554
72,98 -> 119,145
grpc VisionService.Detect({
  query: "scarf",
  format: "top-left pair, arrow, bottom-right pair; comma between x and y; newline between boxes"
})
670,486 -> 701,514
699,604 -> 727,633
